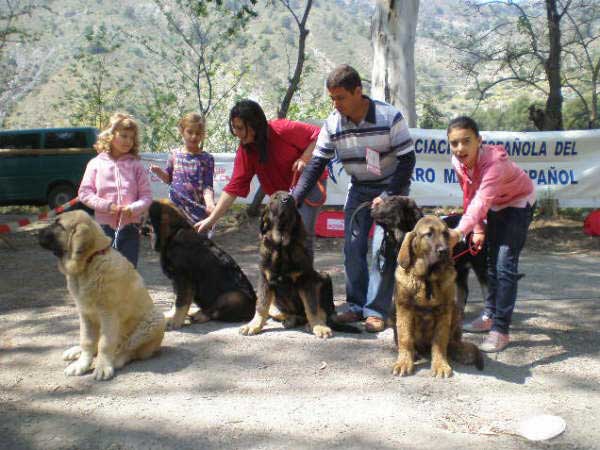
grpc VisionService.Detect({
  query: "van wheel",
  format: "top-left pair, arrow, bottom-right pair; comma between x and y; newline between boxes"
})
48,184 -> 76,209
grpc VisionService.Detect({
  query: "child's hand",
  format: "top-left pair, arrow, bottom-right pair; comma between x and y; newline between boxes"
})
120,205 -> 133,218
150,165 -> 161,174
472,232 -> 485,251
205,203 -> 215,214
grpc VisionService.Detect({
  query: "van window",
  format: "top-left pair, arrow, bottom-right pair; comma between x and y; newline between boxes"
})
0,133 -> 41,149
45,131 -> 89,149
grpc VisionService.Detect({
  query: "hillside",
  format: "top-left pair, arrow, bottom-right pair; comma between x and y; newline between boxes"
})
1,0 -> 533,146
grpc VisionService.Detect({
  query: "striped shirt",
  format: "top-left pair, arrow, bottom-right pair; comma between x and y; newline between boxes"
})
314,97 -> 413,185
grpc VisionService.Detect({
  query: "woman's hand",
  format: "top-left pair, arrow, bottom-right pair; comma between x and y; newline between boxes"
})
292,158 -> 307,173
195,216 -> 215,234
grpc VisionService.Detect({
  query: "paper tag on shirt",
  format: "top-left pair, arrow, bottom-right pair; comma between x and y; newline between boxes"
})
366,147 -> 381,176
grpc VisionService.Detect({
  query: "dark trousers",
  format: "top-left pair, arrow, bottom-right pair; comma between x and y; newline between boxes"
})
101,223 -> 140,268
484,203 -> 535,334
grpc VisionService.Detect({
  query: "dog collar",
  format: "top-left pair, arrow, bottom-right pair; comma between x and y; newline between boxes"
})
87,246 -> 111,264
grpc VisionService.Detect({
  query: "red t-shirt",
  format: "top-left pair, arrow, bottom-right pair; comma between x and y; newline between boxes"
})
224,119 -> 322,197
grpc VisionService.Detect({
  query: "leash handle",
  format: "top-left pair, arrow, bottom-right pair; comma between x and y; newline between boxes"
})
290,170 -> 326,207
453,233 -> 481,260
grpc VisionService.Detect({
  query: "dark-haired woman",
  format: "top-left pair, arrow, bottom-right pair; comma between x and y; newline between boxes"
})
195,99 -> 327,261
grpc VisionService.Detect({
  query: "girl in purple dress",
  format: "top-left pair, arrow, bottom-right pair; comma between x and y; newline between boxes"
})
151,113 -> 215,225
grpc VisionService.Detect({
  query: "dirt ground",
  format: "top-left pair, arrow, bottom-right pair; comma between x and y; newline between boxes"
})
1,209 -> 600,450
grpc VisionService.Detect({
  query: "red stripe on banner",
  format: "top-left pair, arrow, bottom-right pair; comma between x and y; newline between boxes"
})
0,225 -> 10,233
18,219 -> 31,227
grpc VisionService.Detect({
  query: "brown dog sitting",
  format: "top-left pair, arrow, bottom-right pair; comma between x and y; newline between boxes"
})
392,215 -> 484,377
240,191 -> 360,338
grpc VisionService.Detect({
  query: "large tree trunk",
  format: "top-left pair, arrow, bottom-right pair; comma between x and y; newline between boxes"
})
371,0 -> 419,127
543,0 -> 564,130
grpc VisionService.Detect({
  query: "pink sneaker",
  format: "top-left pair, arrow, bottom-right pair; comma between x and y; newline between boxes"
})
479,330 -> 510,353
463,315 -> 493,333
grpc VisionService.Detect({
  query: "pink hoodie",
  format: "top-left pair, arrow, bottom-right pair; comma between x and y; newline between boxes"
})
453,144 -> 534,235
78,152 -> 152,229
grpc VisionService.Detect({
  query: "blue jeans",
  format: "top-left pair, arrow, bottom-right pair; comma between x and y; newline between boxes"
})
483,204 -> 535,334
344,183 -> 407,319
297,179 -> 326,263
101,223 -> 140,268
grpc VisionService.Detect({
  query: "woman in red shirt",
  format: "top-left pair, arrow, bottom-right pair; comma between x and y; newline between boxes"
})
195,99 -> 326,261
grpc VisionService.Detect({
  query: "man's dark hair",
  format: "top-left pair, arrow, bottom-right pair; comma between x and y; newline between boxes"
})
326,64 -> 362,92
229,99 -> 269,163
447,116 -> 480,137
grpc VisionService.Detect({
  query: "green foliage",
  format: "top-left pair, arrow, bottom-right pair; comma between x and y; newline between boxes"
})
57,24 -> 132,129
472,96 -> 538,131
418,99 -> 446,129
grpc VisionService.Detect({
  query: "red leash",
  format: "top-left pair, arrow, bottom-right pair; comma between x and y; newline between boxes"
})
290,170 -> 327,207
453,233 -> 481,260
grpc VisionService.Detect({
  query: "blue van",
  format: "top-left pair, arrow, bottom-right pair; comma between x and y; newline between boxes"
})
0,127 -> 97,208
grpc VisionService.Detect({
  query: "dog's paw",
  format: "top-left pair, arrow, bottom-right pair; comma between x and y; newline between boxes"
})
392,354 -> 415,376
312,324 -> 333,339
62,345 -> 82,361
431,359 -> 453,378
164,313 -> 185,330
190,310 -> 210,324
93,363 -> 115,381
64,358 -> 93,377
239,321 -> 263,336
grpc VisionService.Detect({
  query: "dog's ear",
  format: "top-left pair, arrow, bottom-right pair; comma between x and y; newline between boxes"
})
260,206 -> 271,235
64,222 -> 109,274
448,228 -> 461,251
398,231 -> 415,269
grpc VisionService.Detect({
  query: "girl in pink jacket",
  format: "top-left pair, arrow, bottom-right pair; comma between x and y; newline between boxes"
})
78,113 -> 152,267
448,116 -> 535,353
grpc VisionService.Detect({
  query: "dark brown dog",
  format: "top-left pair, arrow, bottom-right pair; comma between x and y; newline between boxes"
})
392,215 -> 484,377
147,200 -> 256,329
240,191 -> 359,338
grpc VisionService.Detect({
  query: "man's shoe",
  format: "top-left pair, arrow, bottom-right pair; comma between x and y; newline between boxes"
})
463,314 -> 493,333
335,310 -> 362,323
364,316 -> 385,333
479,330 -> 510,353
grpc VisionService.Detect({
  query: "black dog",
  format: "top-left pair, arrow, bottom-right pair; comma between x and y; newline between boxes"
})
240,191 -> 360,338
370,196 -> 488,315
147,200 -> 257,329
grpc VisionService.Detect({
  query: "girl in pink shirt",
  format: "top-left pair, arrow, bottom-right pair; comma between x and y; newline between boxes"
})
78,113 -> 152,267
448,116 -> 535,353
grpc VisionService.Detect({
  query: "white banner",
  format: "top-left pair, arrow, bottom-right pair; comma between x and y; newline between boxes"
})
142,128 -> 600,208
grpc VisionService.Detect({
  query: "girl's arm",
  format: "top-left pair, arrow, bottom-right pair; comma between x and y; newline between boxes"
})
194,191 -> 237,233
203,187 -> 215,214
150,165 -> 170,184
126,162 -> 153,215
78,160 -> 112,212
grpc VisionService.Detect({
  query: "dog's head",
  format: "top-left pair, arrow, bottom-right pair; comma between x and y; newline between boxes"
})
146,200 -> 191,252
371,196 -> 423,244
39,210 -> 111,275
260,191 -> 305,246
397,215 -> 461,276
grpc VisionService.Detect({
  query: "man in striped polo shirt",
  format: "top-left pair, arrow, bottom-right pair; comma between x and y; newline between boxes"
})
292,64 -> 415,333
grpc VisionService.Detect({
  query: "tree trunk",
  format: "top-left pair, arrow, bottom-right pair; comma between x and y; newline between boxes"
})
277,0 -> 313,119
543,0 -> 564,130
371,0 -> 419,127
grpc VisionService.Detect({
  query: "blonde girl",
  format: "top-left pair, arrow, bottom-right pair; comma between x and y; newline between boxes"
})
150,112 -> 215,225
78,113 -> 152,267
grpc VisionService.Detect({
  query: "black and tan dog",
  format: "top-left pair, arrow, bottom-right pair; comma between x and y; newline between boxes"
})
39,210 -> 165,380
147,200 -> 256,329
240,191 -> 360,338
392,215 -> 484,377
371,195 -> 488,313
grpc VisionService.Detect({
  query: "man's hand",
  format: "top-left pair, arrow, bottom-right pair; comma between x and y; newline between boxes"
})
371,196 -> 384,209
